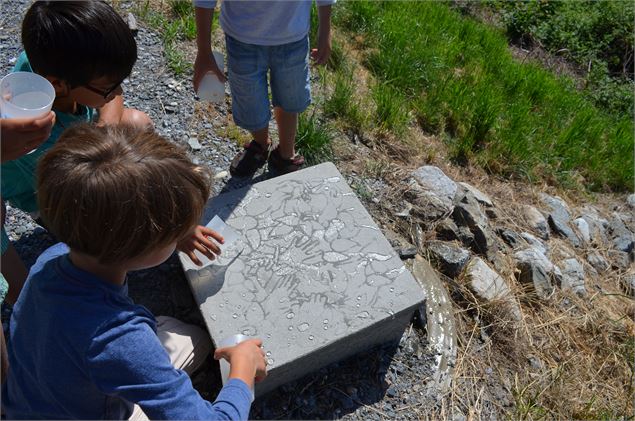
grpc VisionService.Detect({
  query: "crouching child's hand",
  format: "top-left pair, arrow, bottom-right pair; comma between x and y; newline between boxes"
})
214,339 -> 268,388
177,225 -> 224,265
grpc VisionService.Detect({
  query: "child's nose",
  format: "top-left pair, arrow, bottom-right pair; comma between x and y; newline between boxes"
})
107,85 -> 123,100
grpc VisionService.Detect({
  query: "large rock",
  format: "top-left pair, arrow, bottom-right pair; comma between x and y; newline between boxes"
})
465,258 -> 521,320
608,213 -> 635,254
181,163 -> 426,396
520,232 -> 548,255
586,251 -> 609,273
513,247 -> 561,299
427,241 -> 471,278
572,218 -> 591,243
411,166 -> 458,213
540,194 -> 580,247
559,258 -> 586,296
452,198 -> 497,255
579,205 -> 609,244
456,182 -> 493,207
496,227 -> 522,249
521,205 -> 549,240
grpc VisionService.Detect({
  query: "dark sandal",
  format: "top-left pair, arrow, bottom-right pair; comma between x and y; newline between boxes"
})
267,149 -> 305,175
229,141 -> 269,177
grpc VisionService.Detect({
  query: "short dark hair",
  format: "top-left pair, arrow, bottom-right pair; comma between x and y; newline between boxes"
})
22,1 -> 137,86
37,124 -> 211,264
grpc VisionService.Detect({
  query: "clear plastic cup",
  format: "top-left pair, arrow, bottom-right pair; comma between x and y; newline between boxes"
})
197,51 -> 225,103
0,72 -> 55,119
218,334 -> 255,401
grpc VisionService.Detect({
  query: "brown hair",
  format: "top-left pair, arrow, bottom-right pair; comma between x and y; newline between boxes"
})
37,124 -> 210,264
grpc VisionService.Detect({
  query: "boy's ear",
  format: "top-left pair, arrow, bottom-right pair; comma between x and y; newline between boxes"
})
45,76 -> 69,96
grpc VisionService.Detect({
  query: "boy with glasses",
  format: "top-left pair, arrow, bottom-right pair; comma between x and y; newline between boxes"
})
0,0 -> 153,312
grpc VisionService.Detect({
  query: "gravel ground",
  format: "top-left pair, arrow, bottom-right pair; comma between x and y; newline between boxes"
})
0,2 -> 436,418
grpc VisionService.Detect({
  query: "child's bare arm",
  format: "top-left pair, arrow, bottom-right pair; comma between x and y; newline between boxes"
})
96,94 -> 125,125
214,339 -> 267,388
311,5 -> 332,65
194,6 -> 227,92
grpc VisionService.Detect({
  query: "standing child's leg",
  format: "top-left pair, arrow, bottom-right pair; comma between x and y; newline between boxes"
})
268,35 -> 311,174
273,108 -> 298,160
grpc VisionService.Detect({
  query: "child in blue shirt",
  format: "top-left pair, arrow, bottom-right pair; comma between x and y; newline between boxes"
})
1,0 -> 220,319
2,123 -> 267,419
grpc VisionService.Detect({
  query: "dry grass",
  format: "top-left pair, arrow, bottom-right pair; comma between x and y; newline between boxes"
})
330,30 -> 634,418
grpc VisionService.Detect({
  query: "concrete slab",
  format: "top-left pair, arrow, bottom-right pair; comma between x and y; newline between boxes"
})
179,162 -> 425,396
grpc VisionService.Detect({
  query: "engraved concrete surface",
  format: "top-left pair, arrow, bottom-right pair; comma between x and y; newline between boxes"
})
179,162 -> 425,396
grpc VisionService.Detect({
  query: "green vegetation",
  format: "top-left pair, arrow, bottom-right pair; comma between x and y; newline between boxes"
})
492,0 -> 634,117
323,67 -> 366,134
136,0 -> 198,75
296,112 -> 332,165
334,1 -> 634,191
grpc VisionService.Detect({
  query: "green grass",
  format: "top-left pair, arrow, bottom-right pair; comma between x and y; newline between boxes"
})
296,112 -> 332,164
334,1 -> 634,191
136,0 -> 199,75
491,0 -> 634,117
324,67 -> 367,133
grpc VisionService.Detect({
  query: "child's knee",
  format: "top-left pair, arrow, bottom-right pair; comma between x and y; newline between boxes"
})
122,109 -> 153,130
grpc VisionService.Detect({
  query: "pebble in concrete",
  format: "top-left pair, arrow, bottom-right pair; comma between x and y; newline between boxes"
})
180,163 -> 425,396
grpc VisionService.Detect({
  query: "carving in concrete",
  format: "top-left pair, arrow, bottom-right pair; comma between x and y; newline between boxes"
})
179,162 -> 425,394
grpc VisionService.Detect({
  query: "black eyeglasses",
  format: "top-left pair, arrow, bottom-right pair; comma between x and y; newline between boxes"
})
83,77 -> 126,99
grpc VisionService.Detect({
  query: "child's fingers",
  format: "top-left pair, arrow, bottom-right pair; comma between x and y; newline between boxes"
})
196,234 -> 221,255
200,227 -> 224,244
193,241 -> 217,260
213,347 -> 228,360
187,250 -> 202,266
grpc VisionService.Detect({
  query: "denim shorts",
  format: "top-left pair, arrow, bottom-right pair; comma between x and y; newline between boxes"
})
226,34 -> 311,132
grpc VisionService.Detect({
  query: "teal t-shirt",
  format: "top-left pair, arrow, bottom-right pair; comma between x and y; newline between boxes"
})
0,52 -> 97,253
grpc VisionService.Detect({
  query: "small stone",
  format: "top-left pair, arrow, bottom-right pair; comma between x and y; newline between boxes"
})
187,138 -> 202,150
395,201 -> 413,217
386,386 -> 398,398
527,354 -> 543,370
126,12 -> 138,34
627,194 -> 635,209
411,166 -> 458,211
398,247 -> 417,260
213,170 -> 229,180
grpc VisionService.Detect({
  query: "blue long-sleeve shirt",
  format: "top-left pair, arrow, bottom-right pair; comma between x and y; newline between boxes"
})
2,243 -> 252,420
194,0 -> 336,46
